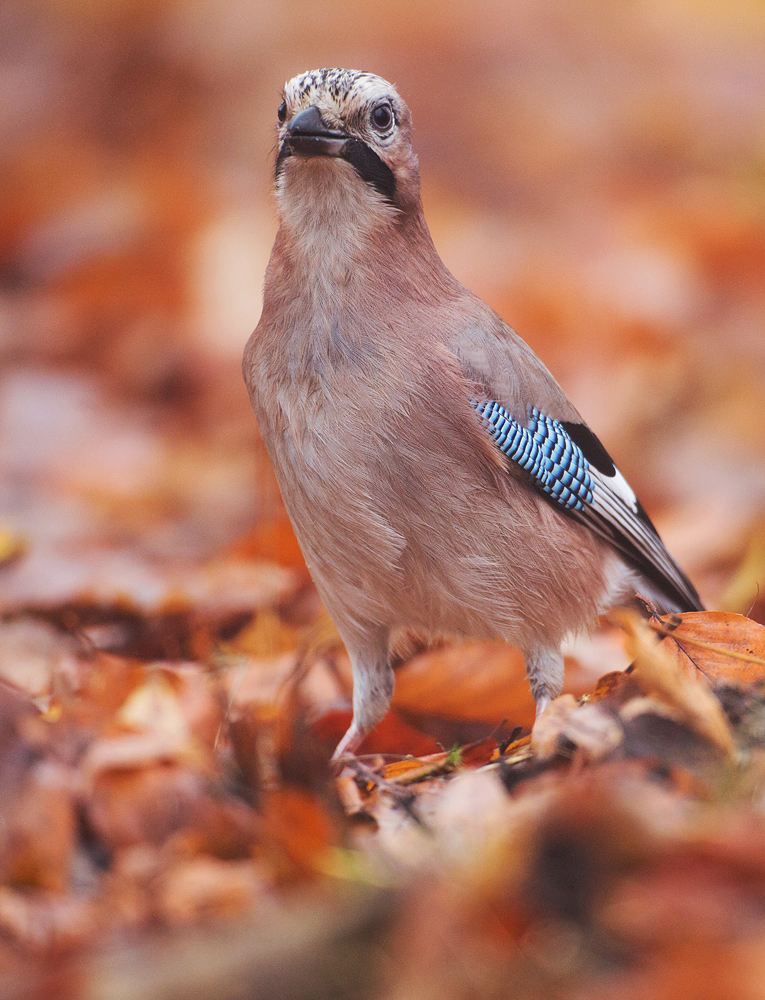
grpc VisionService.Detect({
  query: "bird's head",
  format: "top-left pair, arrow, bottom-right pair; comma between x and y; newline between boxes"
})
274,69 -> 420,227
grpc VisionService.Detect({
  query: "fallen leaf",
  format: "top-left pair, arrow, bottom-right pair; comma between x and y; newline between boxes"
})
461,736 -> 499,767
222,650 -> 346,726
117,672 -> 190,741
83,732 -> 208,777
227,514 -> 310,580
0,762 -> 76,892
393,641 -> 534,728
383,755 -> 443,782
228,609 -> 300,658
0,526 -> 25,567
559,702 -> 624,761
653,611 -> 765,685
312,709 -> 441,759
0,619 -> 78,698
261,787 -> 340,879
0,888 -> 97,953
335,771 -> 368,816
162,664 -> 225,749
86,763 -> 211,849
531,694 -> 578,761
719,522 -> 765,615
0,551 -> 298,619
590,670 -> 639,704
160,858 -> 266,925
619,698 -> 723,779
614,611 -> 735,757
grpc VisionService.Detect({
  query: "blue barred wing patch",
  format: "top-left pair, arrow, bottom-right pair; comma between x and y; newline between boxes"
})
472,400 -> 593,511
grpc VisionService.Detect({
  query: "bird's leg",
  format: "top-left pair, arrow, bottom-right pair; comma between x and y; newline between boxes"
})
331,626 -> 393,763
525,646 -> 564,717
534,693 -> 552,717
332,722 -> 363,761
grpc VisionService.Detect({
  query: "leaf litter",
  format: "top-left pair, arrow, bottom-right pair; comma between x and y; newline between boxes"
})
1,1 -> 765,997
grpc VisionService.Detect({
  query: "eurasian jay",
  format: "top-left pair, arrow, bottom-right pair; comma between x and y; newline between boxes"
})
243,69 -> 703,759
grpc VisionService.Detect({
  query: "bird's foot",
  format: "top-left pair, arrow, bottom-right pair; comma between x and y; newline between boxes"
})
331,723 -> 363,769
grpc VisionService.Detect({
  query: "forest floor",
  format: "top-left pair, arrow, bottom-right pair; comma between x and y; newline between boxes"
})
1,1 -> 765,996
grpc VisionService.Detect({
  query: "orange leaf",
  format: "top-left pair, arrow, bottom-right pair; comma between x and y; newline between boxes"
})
261,787 -> 339,878
590,670 -> 638,704
654,612 -> 765,685
228,515 -> 309,579
461,736 -> 499,767
393,641 -> 534,728
383,754 -> 446,781
615,612 -> 735,758
312,709 -> 441,759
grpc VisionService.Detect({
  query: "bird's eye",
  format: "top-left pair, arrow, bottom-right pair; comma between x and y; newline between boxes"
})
277,100 -> 287,123
371,102 -> 394,132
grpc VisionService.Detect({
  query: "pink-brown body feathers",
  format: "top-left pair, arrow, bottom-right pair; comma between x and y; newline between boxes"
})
244,69 -> 699,757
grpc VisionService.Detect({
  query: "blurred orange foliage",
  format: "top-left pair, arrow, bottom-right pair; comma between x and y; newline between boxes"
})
0,0 -> 764,996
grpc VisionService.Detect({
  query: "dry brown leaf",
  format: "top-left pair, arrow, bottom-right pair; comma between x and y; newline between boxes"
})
312,708 -> 441,759
719,522 -> 765,615
0,552 -> 298,619
0,888 -> 97,953
559,702 -> 624,761
614,611 -> 735,757
160,858 -> 266,925
335,770 -> 368,816
228,609 -> 301,658
393,641 -> 534,727
0,526 -> 25,568
117,672 -> 190,741
590,670 -> 639,704
383,755 -> 441,781
461,736 -> 500,767
0,763 -> 76,892
619,696 -> 684,725
161,558 -> 301,617
227,514 -> 310,580
304,606 -> 346,657
222,651 -> 346,726
0,619 -> 78,698
161,664 -> 225,749
653,611 -> 765,685
83,732 -> 210,777
530,694 -> 578,760
260,787 -> 340,879
86,763 -> 211,849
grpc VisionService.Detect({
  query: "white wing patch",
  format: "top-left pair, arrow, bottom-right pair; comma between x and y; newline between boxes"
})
601,466 -> 638,512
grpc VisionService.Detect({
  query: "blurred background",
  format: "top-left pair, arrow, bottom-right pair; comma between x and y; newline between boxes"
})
1,4 -> 765,996
1,0 -> 764,627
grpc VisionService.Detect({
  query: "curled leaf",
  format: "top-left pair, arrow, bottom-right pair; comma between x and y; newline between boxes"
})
613,611 -> 735,758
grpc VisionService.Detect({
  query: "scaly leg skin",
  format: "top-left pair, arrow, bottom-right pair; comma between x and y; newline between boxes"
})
331,626 -> 393,764
525,646 -> 564,719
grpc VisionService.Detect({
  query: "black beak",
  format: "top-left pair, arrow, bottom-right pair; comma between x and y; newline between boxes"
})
285,106 -> 349,157
275,106 -> 397,204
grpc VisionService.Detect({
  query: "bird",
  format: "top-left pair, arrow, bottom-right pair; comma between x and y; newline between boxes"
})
243,68 -> 703,760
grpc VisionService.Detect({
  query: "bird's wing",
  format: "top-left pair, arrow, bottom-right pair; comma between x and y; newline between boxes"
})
470,396 -> 703,612
444,310 -> 702,612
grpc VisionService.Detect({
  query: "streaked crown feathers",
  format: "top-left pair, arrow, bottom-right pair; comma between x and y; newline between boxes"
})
281,68 -> 408,135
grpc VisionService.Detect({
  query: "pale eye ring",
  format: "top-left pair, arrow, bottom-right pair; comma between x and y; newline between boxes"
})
277,100 -> 287,123
371,102 -> 394,132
